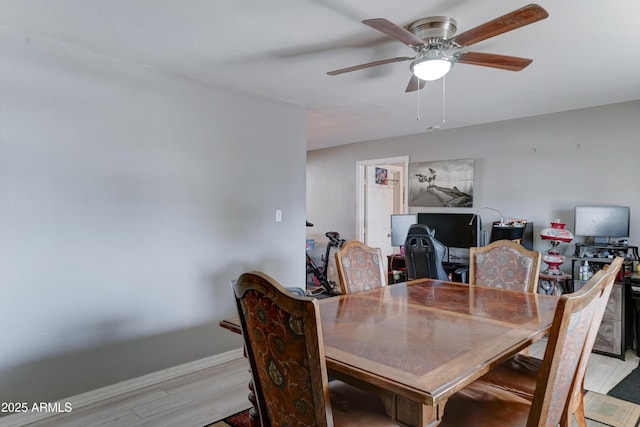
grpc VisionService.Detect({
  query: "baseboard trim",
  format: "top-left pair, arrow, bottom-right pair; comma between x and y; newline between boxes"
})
0,348 -> 244,427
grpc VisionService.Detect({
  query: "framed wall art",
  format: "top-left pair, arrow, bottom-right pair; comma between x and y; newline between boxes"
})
375,167 -> 388,185
409,158 -> 474,207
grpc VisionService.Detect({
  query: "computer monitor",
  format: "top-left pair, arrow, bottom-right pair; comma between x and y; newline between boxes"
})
416,212 -> 481,249
574,206 -> 630,242
390,214 -> 418,247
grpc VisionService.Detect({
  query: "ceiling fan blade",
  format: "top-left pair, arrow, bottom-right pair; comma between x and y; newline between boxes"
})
454,4 -> 548,47
362,18 -> 426,47
405,75 -> 426,92
456,52 -> 533,71
327,56 -> 413,76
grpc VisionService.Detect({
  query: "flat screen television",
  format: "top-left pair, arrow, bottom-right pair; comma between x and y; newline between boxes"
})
416,212 -> 481,249
390,214 -> 418,246
574,206 -> 630,242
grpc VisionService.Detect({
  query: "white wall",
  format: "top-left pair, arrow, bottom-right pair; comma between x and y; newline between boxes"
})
0,28 -> 307,404
307,101 -> 640,258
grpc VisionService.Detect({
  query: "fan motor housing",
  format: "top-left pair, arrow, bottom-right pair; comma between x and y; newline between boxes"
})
408,17 -> 457,41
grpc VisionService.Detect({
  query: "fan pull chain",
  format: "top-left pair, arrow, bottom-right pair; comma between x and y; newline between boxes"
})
425,76 -> 446,130
416,80 -> 421,121
439,76 -> 446,127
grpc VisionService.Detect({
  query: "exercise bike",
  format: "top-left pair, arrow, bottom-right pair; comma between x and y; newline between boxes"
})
306,221 -> 345,296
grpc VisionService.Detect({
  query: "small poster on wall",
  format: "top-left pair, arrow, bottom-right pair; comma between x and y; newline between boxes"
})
375,167 -> 388,185
409,158 -> 474,207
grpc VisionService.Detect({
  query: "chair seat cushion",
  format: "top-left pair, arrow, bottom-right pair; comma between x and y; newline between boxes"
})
439,381 -> 531,427
329,380 -> 399,426
478,353 -> 541,400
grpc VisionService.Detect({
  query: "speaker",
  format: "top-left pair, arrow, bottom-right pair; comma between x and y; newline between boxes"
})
490,222 -> 534,250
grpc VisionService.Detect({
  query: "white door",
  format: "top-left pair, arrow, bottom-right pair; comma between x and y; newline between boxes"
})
357,158 -> 408,263
365,165 -> 397,258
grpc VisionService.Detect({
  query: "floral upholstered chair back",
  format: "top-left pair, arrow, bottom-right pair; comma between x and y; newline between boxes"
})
525,260 -> 619,426
469,239 -> 541,292
335,240 -> 386,295
233,272 -> 332,426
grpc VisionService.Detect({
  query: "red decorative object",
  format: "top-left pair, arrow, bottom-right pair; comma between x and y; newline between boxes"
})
540,221 -> 573,243
540,220 -> 574,275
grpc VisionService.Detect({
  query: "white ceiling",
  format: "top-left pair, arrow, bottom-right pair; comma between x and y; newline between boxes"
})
1,1 -> 639,150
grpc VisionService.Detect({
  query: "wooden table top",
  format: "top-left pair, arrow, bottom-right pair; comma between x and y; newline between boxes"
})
317,279 -> 559,406
220,279 -> 559,425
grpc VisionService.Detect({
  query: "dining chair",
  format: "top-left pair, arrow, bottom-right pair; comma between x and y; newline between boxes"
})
335,240 -> 386,294
438,257 -> 621,427
475,257 -> 624,427
232,271 -> 398,427
469,239 -> 542,292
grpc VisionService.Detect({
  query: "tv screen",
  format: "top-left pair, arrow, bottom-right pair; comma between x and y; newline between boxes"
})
416,212 -> 481,249
390,214 -> 418,246
574,206 -> 630,239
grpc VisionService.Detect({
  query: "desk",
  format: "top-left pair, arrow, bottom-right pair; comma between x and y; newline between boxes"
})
386,255 -> 469,284
388,254 -> 407,283
630,273 -> 640,356
221,279 -> 558,426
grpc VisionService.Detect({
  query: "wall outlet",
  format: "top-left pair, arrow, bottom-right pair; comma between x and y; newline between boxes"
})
275,209 -> 282,222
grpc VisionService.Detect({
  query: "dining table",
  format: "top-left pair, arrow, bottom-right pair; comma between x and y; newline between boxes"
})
220,278 -> 560,427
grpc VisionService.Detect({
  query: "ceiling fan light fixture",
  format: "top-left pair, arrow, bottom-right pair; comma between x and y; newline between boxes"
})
411,57 -> 453,81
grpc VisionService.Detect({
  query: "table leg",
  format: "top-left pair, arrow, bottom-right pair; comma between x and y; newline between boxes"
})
247,378 -> 260,427
218,321 -> 262,425
327,367 -> 444,427
243,345 -> 261,427
394,394 -> 446,427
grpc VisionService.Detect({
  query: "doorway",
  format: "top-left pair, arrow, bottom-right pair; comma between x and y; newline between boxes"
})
356,156 -> 409,260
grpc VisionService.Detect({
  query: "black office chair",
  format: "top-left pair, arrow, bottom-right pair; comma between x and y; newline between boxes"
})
404,224 -> 449,281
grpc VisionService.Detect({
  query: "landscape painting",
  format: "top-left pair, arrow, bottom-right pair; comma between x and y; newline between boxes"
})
409,159 -> 474,207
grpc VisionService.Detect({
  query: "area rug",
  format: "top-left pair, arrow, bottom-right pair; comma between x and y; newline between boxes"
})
205,409 -> 249,427
584,391 -> 640,427
608,364 -> 640,405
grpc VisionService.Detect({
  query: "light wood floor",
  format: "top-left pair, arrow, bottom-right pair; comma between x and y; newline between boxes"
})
2,357 -> 253,427
534,342 -> 639,395
4,344 -> 639,427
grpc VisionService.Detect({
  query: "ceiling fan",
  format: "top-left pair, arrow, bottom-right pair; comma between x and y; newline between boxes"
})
327,4 -> 549,92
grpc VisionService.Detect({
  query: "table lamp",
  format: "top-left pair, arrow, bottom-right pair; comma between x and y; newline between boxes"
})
540,220 -> 573,275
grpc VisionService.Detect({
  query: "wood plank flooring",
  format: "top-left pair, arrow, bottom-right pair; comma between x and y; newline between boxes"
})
2,357 -> 252,427
3,343 -> 638,427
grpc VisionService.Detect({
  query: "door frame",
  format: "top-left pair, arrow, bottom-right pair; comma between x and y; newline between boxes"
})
356,156 -> 410,243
